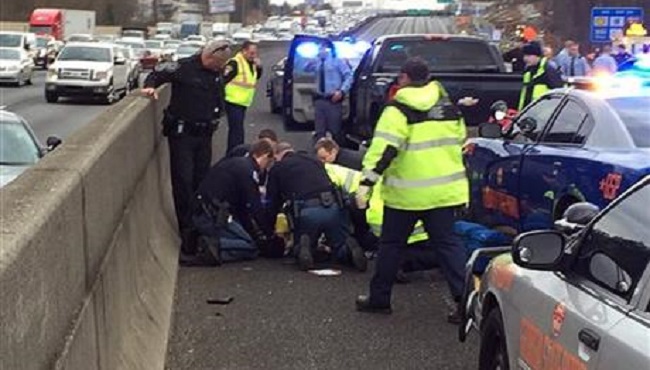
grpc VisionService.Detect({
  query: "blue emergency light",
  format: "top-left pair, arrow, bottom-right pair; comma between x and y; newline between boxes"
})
295,42 -> 320,58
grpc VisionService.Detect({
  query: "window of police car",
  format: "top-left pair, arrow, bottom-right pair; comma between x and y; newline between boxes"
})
607,97 -> 650,148
573,184 -> 650,302
540,99 -> 592,145
514,95 -> 562,142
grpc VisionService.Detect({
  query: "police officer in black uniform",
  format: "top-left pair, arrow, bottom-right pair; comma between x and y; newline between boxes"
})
191,140 -> 283,265
142,40 -> 231,261
266,142 -> 366,271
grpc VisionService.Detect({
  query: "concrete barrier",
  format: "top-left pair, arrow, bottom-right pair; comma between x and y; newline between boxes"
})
0,87 -> 180,369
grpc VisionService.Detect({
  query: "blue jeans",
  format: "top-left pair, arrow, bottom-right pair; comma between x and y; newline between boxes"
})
294,204 -> 349,260
369,206 -> 466,306
193,212 -> 257,261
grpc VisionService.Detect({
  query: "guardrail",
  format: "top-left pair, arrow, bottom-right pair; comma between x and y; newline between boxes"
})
0,87 -> 180,369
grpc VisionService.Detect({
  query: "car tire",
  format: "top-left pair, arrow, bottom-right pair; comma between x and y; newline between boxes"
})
478,307 -> 510,370
45,91 -> 59,103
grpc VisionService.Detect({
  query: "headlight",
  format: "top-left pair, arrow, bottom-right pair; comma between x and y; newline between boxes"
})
93,71 -> 109,81
47,68 -> 58,79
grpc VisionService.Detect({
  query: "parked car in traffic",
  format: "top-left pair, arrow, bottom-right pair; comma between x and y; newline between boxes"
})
459,174 -> 650,370
175,42 -> 202,60
0,110 -> 61,188
0,47 -> 34,86
45,42 -> 129,104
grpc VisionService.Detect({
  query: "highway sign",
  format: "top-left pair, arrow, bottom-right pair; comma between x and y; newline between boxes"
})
209,0 -> 234,14
591,7 -> 644,43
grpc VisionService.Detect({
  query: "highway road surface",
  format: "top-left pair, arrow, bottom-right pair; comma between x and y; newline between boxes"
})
353,15 -> 456,41
165,35 -> 479,370
0,71 -> 110,142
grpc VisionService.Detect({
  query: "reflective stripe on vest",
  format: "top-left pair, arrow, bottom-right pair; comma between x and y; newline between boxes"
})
325,163 -> 360,194
225,53 -> 257,107
518,57 -> 550,110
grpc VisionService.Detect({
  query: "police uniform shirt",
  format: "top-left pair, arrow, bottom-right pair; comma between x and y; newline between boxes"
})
197,156 -> 264,229
143,54 -> 224,123
266,152 -> 335,216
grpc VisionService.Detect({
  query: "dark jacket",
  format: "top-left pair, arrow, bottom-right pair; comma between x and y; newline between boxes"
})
144,55 -> 225,123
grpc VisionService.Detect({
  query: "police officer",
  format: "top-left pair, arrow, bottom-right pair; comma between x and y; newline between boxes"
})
224,41 -> 263,153
226,128 -> 278,158
354,58 -> 468,322
191,140 -> 282,265
266,142 -> 366,271
518,41 -> 564,111
314,137 -> 364,171
141,40 -> 231,261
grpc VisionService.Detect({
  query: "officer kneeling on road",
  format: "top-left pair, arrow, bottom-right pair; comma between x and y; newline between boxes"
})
141,40 -> 231,262
265,142 -> 366,271
354,58 -> 468,323
187,140 -> 284,266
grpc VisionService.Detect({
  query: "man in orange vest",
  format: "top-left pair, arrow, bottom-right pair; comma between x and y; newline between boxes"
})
224,40 -> 263,153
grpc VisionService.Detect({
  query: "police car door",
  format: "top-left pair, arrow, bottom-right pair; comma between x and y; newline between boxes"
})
284,35 -> 335,128
543,180 -> 650,369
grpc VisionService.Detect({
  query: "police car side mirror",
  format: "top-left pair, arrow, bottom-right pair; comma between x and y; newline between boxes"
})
478,122 -> 502,139
554,202 -> 600,234
512,230 -> 565,271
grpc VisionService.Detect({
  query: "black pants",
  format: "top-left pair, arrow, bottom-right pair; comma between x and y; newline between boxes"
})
226,102 -> 247,154
168,135 -> 213,254
369,206 -> 466,307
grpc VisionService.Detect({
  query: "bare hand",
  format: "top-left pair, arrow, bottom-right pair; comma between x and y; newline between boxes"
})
331,90 -> 343,103
141,87 -> 158,100
458,97 -> 479,107
254,57 -> 262,66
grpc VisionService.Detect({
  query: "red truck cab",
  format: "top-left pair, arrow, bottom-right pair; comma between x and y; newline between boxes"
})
29,9 -> 64,40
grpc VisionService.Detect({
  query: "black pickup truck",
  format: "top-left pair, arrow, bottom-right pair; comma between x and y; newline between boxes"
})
346,34 -> 522,143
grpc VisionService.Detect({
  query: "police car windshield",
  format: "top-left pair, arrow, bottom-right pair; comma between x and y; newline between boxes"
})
607,97 -> 650,147
376,39 -> 499,73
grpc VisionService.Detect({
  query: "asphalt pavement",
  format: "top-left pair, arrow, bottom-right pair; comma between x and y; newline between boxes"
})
165,38 -> 479,370
354,16 -> 456,41
0,71 -> 113,142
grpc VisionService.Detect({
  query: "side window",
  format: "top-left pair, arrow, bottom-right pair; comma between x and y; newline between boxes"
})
515,96 -> 562,141
542,100 -> 590,145
573,185 -> 650,301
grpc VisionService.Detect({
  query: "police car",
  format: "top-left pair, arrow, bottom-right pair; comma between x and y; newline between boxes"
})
459,175 -> 650,370
463,64 -> 650,235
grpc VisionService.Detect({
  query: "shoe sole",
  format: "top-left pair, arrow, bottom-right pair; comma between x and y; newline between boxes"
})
298,234 -> 314,271
347,237 -> 367,272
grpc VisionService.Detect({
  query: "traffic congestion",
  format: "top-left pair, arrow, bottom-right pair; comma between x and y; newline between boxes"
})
1,2 -> 650,369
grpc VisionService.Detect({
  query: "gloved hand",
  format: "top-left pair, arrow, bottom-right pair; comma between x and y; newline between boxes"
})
355,185 -> 371,209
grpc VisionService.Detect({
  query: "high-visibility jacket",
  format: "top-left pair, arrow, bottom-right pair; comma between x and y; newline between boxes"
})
518,57 -> 550,110
225,52 -> 258,107
362,81 -> 469,211
325,163 -> 428,245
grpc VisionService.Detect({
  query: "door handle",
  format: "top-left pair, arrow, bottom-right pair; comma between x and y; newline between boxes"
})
578,329 -> 600,351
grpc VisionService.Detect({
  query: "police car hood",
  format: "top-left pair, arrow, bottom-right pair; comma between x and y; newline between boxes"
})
393,82 -> 440,112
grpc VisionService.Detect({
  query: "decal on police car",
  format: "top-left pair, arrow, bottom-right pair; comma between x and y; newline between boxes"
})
552,302 -> 566,337
599,172 -> 622,200
519,317 -> 587,370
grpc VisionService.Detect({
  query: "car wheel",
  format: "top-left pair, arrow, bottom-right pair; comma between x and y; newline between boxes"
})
103,85 -> 117,105
45,91 -> 59,103
478,307 -> 510,370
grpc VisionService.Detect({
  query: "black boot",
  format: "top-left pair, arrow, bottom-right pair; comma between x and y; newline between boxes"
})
297,234 -> 314,271
355,295 -> 392,314
447,304 -> 462,325
347,237 -> 368,272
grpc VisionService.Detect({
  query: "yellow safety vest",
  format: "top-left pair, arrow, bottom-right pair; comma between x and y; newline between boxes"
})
225,52 -> 258,107
518,57 -> 550,110
324,163 -> 428,245
362,81 -> 469,211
